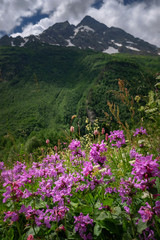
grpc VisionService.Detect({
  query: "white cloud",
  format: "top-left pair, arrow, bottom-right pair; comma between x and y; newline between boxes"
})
1,0 -> 160,47
0,0 -> 43,32
11,0 -> 95,37
86,0 -> 160,46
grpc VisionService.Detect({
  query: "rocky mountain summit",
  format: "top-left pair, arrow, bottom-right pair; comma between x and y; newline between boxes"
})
0,16 -> 159,55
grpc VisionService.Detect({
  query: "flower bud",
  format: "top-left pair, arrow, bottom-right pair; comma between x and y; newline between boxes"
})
94,129 -> 99,136
105,133 -> 108,141
27,235 -> 34,240
54,146 -> 58,152
101,128 -> 105,134
46,139 -> 50,144
70,126 -> 74,132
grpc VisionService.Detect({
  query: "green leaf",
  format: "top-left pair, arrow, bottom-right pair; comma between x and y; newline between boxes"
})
78,205 -> 93,215
94,223 -> 102,236
137,219 -> 147,234
113,206 -> 122,216
122,232 -> 133,240
103,198 -> 113,206
35,198 -> 46,209
26,226 -> 40,237
96,211 -> 108,221
7,228 -> 14,240
70,201 -> 79,208
99,219 -> 123,235
95,201 -> 101,209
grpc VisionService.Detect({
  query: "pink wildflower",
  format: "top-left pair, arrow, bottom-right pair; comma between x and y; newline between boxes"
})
94,129 -> 99,136
27,235 -> 34,240
105,133 -> 108,141
70,126 -> 74,132
46,139 -> 50,144
54,146 -> 58,152
101,128 -> 105,134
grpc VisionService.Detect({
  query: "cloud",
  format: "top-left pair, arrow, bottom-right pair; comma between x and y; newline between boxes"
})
1,0 -> 160,47
0,0 -> 43,32
86,0 -> 160,46
12,0 -> 95,37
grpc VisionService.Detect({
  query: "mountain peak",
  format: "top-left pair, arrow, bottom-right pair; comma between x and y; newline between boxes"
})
0,16 -> 159,55
78,15 -> 108,32
79,15 -> 97,24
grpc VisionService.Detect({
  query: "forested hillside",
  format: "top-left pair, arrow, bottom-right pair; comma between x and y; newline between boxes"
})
0,45 -> 160,153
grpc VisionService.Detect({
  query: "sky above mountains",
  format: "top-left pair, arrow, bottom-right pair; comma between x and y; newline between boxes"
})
0,0 -> 160,47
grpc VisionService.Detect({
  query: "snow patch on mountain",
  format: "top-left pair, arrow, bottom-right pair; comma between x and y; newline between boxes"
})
74,25 -> 95,36
66,39 -> 75,47
103,47 -> 119,54
126,46 -> 140,51
88,46 -> 94,50
126,41 -> 135,45
20,38 -> 28,47
114,42 -> 122,47
11,41 -> 15,46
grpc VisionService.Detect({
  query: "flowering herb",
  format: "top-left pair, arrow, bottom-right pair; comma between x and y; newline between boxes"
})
108,130 -> 126,148
133,127 -> 147,137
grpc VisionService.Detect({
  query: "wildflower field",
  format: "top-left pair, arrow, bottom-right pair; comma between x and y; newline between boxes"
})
0,80 -> 160,240
0,121 -> 160,240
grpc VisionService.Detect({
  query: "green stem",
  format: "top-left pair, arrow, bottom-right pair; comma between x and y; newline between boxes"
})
16,221 -> 21,238
111,150 -> 118,169
13,200 -> 21,238
119,148 -> 126,175
154,217 -> 160,237
32,225 -> 37,236
130,213 -> 136,238
101,185 -> 105,202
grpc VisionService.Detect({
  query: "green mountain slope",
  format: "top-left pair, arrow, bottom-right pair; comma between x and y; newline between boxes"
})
0,45 -> 159,144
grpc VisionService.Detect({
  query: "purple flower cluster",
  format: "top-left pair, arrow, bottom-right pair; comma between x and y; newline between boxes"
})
118,177 -> 137,206
81,161 -> 93,177
138,202 -> 153,222
4,211 -> 19,222
4,204 -> 69,229
89,140 -> 107,165
139,228 -> 156,240
138,201 -> 160,229
131,155 -> 160,190
130,148 -> 142,159
153,201 -> 160,216
69,139 -> 85,165
0,161 -> 4,170
3,181 -> 24,203
35,206 -> 69,228
69,139 -> 81,151
108,130 -> 126,148
133,127 -> 147,137
74,213 -> 93,240
1,133 -> 160,239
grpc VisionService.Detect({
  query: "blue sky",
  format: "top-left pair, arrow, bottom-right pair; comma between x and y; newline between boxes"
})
0,0 -> 160,47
